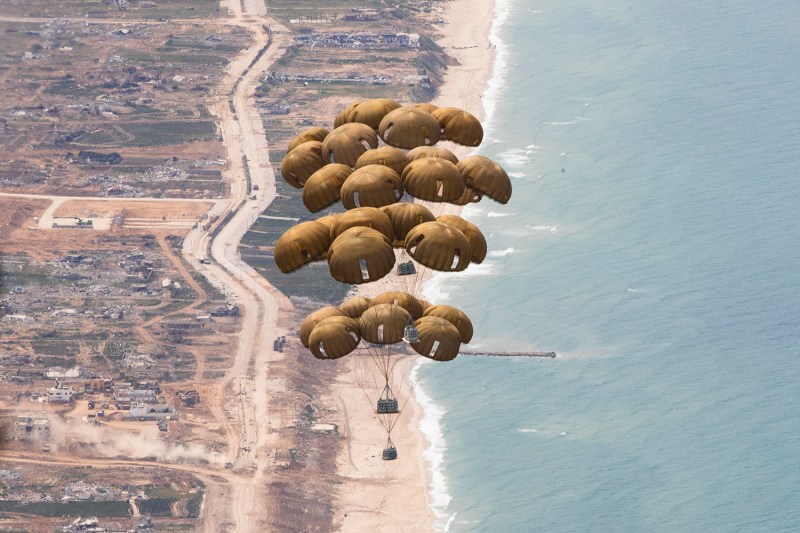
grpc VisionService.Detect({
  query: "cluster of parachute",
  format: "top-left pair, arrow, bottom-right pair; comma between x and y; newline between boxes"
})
300,291 -> 473,364
274,205 -> 487,285
274,98 -> 512,460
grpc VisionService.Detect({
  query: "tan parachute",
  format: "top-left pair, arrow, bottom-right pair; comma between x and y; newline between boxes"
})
302,163 -> 353,212
322,123 -> 380,167
287,126 -> 330,153
329,206 -> 395,242
402,157 -> 466,202
410,316 -> 462,361
405,221 -> 472,272
381,203 -> 435,247
327,227 -> 395,284
437,214 -> 487,264
274,220 -> 331,274
457,155 -> 513,204
308,315 -> 361,359
281,141 -> 326,188
378,106 -> 442,149
432,107 -> 484,147
340,164 -> 404,209
355,146 -> 410,176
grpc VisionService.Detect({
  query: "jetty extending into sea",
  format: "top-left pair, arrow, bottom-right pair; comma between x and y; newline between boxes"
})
460,350 -> 557,359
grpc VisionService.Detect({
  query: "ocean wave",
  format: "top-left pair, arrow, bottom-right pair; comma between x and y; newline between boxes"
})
542,117 -> 588,126
487,211 -> 514,218
422,275 -> 451,302
517,428 -> 539,433
526,224 -> 559,233
497,148 -> 531,167
488,247 -> 515,258
444,262 -> 496,279
508,171 -> 526,179
443,513 -> 457,533
414,360 -> 452,531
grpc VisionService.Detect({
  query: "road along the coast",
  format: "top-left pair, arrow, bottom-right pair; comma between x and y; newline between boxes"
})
179,1 -> 293,531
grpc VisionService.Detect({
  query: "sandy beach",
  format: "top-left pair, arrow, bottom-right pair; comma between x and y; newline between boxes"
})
331,1 -> 497,531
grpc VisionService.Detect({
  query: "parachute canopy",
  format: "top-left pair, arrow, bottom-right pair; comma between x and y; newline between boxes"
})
457,155 -> 512,204
340,165 -> 404,209
302,163 -> 352,213
329,206 -> 395,242
381,202 -> 435,247
378,107 -> 442,149
322,123 -> 379,167
359,303 -> 410,344
355,146 -> 410,177
411,316 -> 461,361
339,296 -> 372,318
327,227 -> 395,284
437,214 -> 487,264
308,315 -> 361,359
422,304 -> 474,343
402,157 -> 465,202
406,145 -> 459,164
334,101 -> 361,129
405,221 -> 472,272
299,306 -> 347,348
274,220 -> 331,274
347,98 -> 402,130
370,291 -> 424,320
287,126 -> 330,153
432,107 -> 484,147
281,141 -> 326,189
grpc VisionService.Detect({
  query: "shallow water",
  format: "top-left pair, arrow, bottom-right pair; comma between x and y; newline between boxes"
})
419,1 -> 800,531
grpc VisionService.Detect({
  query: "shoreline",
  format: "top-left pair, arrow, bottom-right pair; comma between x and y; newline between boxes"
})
331,0 -> 498,531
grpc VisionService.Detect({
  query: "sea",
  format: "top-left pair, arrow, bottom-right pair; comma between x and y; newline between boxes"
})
416,0 -> 800,531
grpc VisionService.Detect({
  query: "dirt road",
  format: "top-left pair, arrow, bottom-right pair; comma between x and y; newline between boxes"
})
178,1 -> 292,531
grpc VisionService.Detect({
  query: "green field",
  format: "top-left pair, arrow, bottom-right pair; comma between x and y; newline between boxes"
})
0,500 -> 131,518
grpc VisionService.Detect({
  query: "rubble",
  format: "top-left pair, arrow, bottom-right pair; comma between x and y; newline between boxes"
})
176,390 -> 200,406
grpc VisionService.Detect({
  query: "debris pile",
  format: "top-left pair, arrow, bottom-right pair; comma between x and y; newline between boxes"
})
176,390 -> 200,406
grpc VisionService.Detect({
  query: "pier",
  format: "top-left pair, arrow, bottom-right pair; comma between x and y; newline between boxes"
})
460,350 -> 557,359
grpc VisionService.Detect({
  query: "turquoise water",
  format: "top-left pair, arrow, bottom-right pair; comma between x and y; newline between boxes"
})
419,1 -> 800,531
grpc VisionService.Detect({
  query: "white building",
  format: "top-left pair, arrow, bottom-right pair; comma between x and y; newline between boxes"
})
47,387 -> 75,403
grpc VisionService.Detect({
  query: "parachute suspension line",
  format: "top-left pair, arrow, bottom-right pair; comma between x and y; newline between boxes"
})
388,370 -> 420,434
409,258 -> 428,299
355,363 -> 392,434
387,374 -> 422,434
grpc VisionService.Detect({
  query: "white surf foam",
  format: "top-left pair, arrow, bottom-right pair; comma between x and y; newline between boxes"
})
443,512 -> 458,532
480,0 -> 511,141
498,148 -> 531,167
487,211 -> 514,218
488,247 -> 515,258
525,224 -> 559,234
414,359 -> 452,531
420,0 -> 512,529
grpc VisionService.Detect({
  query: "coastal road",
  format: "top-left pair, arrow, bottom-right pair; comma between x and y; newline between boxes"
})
178,1 -> 292,531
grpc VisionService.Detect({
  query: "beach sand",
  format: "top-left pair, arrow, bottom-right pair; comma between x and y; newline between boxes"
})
331,1 -> 497,531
